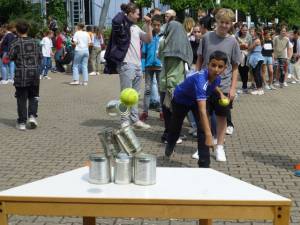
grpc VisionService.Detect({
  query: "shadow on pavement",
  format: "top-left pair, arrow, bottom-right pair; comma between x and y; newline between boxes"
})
80,119 -> 119,128
156,155 -> 191,167
242,151 -> 297,171
0,118 -> 16,127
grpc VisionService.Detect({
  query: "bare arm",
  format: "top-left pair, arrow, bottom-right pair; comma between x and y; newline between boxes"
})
215,86 -> 226,99
197,100 -> 213,146
228,63 -> 239,100
195,55 -> 203,71
140,16 -> 152,44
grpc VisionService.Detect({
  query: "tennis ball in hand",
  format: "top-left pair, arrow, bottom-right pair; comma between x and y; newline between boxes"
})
120,88 -> 139,106
218,97 -> 230,107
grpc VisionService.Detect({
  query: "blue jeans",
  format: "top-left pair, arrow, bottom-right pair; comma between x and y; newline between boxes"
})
150,76 -> 160,104
42,57 -> 52,76
73,50 -> 89,82
143,70 -> 161,112
1,53 -> 15,80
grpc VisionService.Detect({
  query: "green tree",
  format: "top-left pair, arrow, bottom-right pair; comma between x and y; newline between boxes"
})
47,0 -> 67,28
0,0 -> 30,24
136,0 -> 300,27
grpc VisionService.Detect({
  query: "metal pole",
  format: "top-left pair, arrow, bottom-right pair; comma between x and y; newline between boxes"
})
40,0 -> 47,26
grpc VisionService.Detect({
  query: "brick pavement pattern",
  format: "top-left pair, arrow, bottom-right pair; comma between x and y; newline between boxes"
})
0,73 -> 299,225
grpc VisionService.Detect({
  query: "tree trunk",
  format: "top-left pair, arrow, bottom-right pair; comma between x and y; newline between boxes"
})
98,0 -> 110,30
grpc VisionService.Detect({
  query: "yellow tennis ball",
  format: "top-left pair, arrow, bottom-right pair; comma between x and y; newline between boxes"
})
218,97 -> 230,107
120,88 -> 139,106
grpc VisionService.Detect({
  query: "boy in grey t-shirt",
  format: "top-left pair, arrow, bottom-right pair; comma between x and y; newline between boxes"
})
195,8 -> 240,164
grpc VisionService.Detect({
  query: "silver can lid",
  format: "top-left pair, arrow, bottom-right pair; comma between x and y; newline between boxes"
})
135,153 -> 156,162
115,152 -> 132,163
89,153 -> 107,162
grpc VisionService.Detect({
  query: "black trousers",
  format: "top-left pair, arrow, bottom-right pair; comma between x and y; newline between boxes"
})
238,65 -> 249,89
166,100 -> 210,168
252,61 -> 264,88
15,86 -> 39,124
160,92 -> 172,141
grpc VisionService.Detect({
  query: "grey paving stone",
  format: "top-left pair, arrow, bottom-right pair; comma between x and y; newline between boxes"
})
0,73 -> 299,225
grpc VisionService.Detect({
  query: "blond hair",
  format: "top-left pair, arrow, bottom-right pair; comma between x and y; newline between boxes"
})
215,8 -> 235,22
183,17 -> 195,33
165,9 -> 176,17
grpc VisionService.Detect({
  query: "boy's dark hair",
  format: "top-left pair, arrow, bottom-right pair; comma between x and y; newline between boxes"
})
151,15 -> 161,23
86,25 -> 93,32
209,51 -> 227,64
120,3 -> 138,14
150,8 -> 161,15
16,20 -> 30,34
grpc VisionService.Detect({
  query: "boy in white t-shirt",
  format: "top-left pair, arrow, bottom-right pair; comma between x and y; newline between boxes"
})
40,30 -> 54,79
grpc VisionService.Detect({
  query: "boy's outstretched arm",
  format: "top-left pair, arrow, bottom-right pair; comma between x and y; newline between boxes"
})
215,86 -> 226,99
197,100 -> 213,147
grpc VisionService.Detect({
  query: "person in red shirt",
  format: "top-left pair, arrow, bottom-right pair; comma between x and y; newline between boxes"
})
54,30 -> 66,72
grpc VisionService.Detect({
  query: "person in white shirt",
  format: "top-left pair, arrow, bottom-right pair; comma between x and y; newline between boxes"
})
40,30 -> 54,79
70,23 -> 91,86
116,3 -> 152,129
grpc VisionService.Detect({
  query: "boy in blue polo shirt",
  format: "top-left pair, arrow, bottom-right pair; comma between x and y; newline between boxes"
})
165,51 -> 227,168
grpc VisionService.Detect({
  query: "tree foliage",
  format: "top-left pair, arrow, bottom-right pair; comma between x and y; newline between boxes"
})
47,0 -> 67,28
136,0 -> 300,27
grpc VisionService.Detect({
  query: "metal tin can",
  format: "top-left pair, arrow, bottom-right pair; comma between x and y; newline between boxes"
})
134,153 -> 156,185
114,153 -> 132,184
98,127 -> 120,158
88,153 -> 110,184
114,125 -> 142,156
106,100 -> 130,117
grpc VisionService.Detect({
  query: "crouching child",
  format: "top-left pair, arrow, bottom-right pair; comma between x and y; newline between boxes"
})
165,51 -> 228,167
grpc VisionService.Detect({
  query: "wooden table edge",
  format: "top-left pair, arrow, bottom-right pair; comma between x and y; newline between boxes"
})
0,196 -> 292,206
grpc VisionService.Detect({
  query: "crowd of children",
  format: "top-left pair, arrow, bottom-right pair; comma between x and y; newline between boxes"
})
1,5 -> 300,169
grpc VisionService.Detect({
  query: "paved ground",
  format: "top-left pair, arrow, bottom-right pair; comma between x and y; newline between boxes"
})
0,72 -> 299,225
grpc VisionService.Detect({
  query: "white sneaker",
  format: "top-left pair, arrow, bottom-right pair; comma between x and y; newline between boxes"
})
265,84 -> 271,90
69,80 -> 80,85
164,138 -> 183,144
291,81 -> 297,84
0,80 -> 9,84
270,85 -> 277,90
283,82 -> 288,87
226,126 -> 234,135
215,145 -> 227,162
274,82 -> 280,87
89,72 -> 97,76
16,123 -> 26,131
44,76 -> 51,80
257,89 -> 264,95
133,120 -> 151,129
28,116 -> 38,129
250,90 -> 259,95
7,79 -> 14,84
82,82 -> 88,86
192,151 -> 199,159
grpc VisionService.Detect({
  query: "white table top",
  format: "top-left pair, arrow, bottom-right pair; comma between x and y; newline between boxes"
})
0,167 -> 290,204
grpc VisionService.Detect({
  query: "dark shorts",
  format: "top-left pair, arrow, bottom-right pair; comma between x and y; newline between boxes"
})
207,92 -> 232,117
